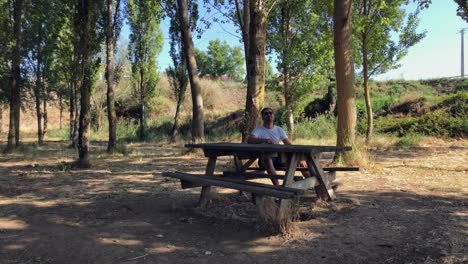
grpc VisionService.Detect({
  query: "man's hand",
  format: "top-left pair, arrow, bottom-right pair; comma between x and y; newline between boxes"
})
264,138 -> 273,144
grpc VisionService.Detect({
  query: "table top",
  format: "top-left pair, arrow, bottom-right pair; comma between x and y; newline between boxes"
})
185,142 -> 351,153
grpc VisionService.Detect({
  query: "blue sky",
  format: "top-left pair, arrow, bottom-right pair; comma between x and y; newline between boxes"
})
123,0 -> 467,81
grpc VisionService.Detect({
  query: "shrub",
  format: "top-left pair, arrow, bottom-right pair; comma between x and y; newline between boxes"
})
396,133 -> 424,149
293,113 -> 336,140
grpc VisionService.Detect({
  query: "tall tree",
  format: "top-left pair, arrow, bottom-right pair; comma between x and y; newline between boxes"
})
195,40 -> 245,79
127,0 -> 163,140
177,0 -> 204,143
268,0 -> 333,134
209,0 -> 277,140
24,0 -> 66,145
0,0 -> 11,132
75,0 -> 103,167
6,0 -> 24,150
353,0 -> 425,144
334,0 -> 356,161
105,0 -> 122,151
165,0 -> 189,142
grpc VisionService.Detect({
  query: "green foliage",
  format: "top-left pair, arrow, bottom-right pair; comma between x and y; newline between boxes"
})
195,40 -> 245,80
293,113 -> 336,140
453,79 -> 468,93
369,92 -> 468,137
396,133 -> 424,149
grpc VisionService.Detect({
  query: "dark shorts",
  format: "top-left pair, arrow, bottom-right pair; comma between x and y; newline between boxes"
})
258,156 -> 283,169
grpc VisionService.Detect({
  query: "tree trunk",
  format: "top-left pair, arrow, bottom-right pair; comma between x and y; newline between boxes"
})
139,68 -> 145,140
59,93 -> 63,129
362,33 -> 373,145
77,0 -> 92,168
69,82 -> 74,140
170,99 -> 182,143
282,5 -> 293,134
106,0 -> 117,151
35,54 -> 44,145
177,0 -> 204,143
243,0 -> 268,140
0,106 -> 3,133
43,99 -> 48,139
72,78 -> 80,148
334,0 -> 356,161
7,0 -> 24,150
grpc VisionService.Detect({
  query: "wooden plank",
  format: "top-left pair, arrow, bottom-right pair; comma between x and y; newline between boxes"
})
185,143 -> 352,154
245,166 -> 359,172
283,153 -> 299,187
306,154 -> 336,200
222,171 -> 303,181
162,172 -> 303,199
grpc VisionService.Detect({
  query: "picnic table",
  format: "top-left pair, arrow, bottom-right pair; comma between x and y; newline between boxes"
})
163,143 -> 356,224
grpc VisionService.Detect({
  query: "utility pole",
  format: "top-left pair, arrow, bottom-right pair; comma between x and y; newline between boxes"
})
460,28 -> 468,79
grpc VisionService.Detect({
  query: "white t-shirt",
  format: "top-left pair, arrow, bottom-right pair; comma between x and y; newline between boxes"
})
251,125 -> 288,144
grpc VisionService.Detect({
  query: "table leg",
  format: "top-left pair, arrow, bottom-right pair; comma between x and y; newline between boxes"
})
198,156 -> 217,207
282,153 -> 299,187
305,153 -> 336,201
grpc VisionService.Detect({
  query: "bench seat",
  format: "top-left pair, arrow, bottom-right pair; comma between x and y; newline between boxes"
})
162,171 -> 304,199
244,166 -> 359,172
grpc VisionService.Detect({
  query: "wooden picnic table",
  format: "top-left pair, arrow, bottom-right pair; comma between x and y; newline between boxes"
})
163,142 -> 354,224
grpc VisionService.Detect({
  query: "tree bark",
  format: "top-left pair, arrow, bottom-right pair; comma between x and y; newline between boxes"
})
170,99 -> 182,143
34,47 -> 44,145
59,93 -> 63,129
7,0 -> 24,150
77,0 -> 92,168
362,30 -> 373,145
243,0 -> 268,140
281,4 -> 293,135
139,67 -> 145,139
177,0 -> 204,143
43,99 -> 48,139
106,0 -> 117,151
334,0 -> 356,160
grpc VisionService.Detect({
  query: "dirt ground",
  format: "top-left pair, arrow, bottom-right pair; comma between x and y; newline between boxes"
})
0,139 -> 466,264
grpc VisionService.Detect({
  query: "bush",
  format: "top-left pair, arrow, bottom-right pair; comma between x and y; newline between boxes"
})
396,133 -> 424,149
293,113 -> 336,139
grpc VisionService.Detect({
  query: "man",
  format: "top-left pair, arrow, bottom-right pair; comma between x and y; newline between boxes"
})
247,107 -> 309,186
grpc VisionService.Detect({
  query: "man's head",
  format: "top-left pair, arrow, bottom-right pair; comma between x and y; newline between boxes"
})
261,108 -> 274,124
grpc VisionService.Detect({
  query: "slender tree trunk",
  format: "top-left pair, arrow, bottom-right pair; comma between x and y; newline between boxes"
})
35,41 -> 44,145
0,106 -> 3,133
281,5 -> 293,134
77,0 -> 92,168
69,82 -> 74,140
334,0 -> 356,161
177,0 -> 204,143
170,94 -> 184,142
7,0 -> 24,150
106,0 -> 117,151
72,78 -> 80,148
59,93 -> 63,129
35,78 -> 43,145
243,0 -> 268,140
362,34 -> 373,144
139,68 -> 145,139
43,99 -> 48,139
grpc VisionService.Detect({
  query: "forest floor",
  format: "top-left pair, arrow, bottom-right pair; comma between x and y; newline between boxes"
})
0,137 -> 466,264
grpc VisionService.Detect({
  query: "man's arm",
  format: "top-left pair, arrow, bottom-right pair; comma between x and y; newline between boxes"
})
282,138 -> 292,145
247,135 -> 273,144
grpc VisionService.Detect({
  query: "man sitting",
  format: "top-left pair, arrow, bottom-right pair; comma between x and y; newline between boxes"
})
246,107 -> 309,186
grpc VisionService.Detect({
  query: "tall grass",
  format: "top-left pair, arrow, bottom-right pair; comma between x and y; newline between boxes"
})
293,113 -> 336,140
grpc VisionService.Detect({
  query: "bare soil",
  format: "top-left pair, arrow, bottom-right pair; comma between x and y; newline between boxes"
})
0,139 -> 466,264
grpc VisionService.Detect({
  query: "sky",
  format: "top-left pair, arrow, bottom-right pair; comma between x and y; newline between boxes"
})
123,0 -> 467,81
